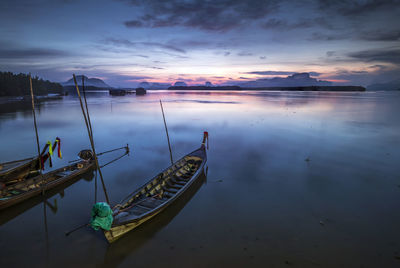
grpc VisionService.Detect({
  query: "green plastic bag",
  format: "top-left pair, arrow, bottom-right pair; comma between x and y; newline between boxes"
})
90,202 -> 113,231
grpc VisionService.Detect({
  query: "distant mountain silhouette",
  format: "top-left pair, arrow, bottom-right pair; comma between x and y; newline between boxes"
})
138,80 -> 212,89
62,75 -> 111,88
138,82 -> 150,88
174,81 -> 187,87
239,73 -> 332,88
367,79 -> 400,91
138,81 -> 171,89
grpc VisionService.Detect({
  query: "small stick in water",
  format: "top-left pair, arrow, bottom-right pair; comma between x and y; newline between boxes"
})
65,223 -> 89,236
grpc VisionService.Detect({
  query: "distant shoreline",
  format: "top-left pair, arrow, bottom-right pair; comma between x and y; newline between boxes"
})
168,85 -> 366,91
62,85 -> 367,92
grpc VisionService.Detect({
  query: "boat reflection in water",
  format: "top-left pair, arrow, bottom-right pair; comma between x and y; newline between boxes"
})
103,167 -> 207,267
0,170 -> 95,226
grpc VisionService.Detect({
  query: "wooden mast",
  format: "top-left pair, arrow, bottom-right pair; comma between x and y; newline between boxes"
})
29,75 -> 42,172
73,74 -> 110,204
160,100 -> 173,165
82,75 -> 93,138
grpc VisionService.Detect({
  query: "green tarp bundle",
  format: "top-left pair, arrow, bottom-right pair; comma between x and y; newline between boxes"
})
90,202 -> 113,231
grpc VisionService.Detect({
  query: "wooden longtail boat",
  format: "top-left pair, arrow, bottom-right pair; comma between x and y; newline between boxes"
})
0,170 -> 95,227
104,133 -> 208,243
104,173 -> 206,264
0,157 -> 40,185
0,158 -> 95,210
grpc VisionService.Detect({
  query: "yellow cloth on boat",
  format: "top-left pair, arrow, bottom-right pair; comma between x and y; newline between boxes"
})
47,141 -> 53,156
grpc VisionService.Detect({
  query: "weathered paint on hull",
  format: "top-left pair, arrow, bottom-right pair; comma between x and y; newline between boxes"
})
104,205 -> 166,243
103,138 -> 208,243
0,161 -> 94,210
0,158 -> 38,185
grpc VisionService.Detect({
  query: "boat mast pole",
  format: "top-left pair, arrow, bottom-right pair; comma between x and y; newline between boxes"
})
160,100 -> 173,165
73,74 -> 110,204
29,75 -> 42,172
82,75 -> 93,138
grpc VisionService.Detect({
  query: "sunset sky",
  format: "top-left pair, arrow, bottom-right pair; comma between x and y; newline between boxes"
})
0,0 -> 399,87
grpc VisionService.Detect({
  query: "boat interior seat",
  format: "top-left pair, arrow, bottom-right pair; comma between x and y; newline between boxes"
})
172,174 -> 189,182
170,177 -> 185,186
140,198 -> 164,209
136,204 -> 152,211
166,180 -> 181,189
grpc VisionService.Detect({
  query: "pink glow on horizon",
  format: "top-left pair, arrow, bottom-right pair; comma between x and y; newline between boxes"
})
324,79 -> 351,83
116,63 -> 384,86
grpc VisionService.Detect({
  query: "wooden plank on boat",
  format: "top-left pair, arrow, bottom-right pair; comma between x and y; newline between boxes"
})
170,178 -> 185,186
129,205 -> 150,215
140,198 -> 164,208
0,160 -> 94,210
0,157 -> 39,185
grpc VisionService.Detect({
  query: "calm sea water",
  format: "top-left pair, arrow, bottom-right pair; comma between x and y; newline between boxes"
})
0,90 -> 399,267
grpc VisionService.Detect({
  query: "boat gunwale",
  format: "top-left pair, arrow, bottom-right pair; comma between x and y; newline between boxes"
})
0,160 -> 95,210
0,156 -> 36,168
0,157 -> 38,180
110,145 -> 207,227
116,145 -> 206,208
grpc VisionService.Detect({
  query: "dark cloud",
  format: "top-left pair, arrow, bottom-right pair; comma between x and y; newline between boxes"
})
317,0 -> 399,16
237,52 -> 253,56
159,51 -> 189,59
90,73 -> 154,86
308,32 -> 348,41
311,30 -> 400,42
169,40 -> 211,48
0,48 -> 69,59
125,75 -> 152,80
166,39 -> 228,52
261,17 -> 336,31
70,62 -> 164,72
261,18 -> 291,30
243,71 -> 322,76
106,74 -> 152,80
259,56 -> 266,59
335,70 -> 369,75
324,66 -> 400,86
368,64 -> 391,70
224,52 -> 231,56
193,77 -> 207,82
348,48 -> 400,64
122,0 -> 279,32
244,71 -> 293,75
306,1 -> 400,42
326,51 -> 336,57
104,38 -> 186,53
180,40 -> 213,47
124,20 -> 143,27
358,30 -> 400,41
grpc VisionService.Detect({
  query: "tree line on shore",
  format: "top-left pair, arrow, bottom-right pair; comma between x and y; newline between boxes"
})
0,72 -> 63,96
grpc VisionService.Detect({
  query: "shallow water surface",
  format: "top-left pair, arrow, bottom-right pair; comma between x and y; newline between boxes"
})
0,90 -> 399,267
